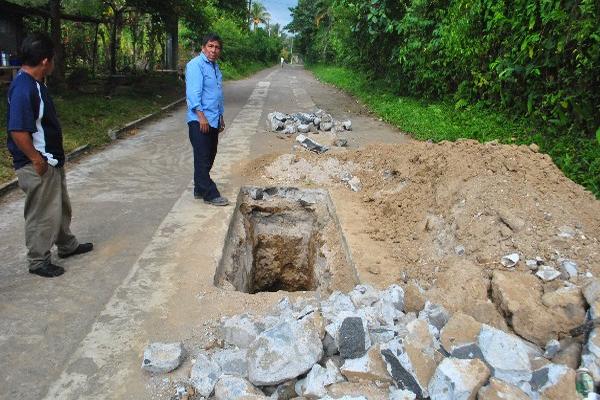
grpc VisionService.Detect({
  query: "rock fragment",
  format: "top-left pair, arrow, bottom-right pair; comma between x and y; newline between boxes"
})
419,301 -> 450,332
428,357 -> 490,400
212,348 -> 248,378
141,342 -> 185,374
303,360 -> 345,397
477,377 -> 529,400
500,253 -> 519,268
221,314 -> 260,348
247,319 -> 323,386
477,325 -> 535,387
338,317 -> 369,359
190,354 -> 222,397
536,265 -> 562,282
213,375 -> 265,400
529,363 -> 577,399
340,344 -> 392,383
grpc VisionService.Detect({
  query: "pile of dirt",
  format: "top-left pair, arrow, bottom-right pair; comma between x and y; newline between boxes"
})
244,139 -> 600,343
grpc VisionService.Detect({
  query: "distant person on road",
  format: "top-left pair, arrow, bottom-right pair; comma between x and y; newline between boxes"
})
185,33 -> 229,206
6,32 -> 93,278
281,57 -> 284,68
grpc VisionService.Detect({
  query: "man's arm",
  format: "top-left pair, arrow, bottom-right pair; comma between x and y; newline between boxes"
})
10,131 -> 48,176
185,62 -> 210,134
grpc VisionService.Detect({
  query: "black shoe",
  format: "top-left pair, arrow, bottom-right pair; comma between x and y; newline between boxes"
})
204,196 -> 229,206
29,263 -> 65,278
58,242 -> 94,258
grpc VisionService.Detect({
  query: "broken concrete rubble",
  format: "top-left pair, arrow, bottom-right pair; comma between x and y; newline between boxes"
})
141,342 -> 185,374
144,280 -> 600,400
267,109 -> 353,135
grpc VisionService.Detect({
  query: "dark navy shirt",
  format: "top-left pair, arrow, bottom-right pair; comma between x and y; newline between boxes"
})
6,70 -> 65,170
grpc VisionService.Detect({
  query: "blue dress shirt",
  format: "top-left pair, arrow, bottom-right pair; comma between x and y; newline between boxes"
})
185,52 -> 224,128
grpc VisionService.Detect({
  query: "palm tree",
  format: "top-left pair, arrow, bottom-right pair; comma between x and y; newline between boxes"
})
250,2 -> 270,30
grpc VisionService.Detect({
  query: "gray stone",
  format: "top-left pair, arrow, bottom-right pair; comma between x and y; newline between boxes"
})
321,122 -> 333,131
282,124 -> 298,135
221,314 -> 260,349
213,375 -> 265,400
323,332 -> 338,356
528,363 -> 577,399
369,327 -> 396,345
350,284 -> 380,308
247,319 -> 323,386
313,117 -> 322,127
267,113 -> 285,131
381,285 -> 404,311
389,387 -> 416,399
581,327 -> 600,384
428,357 -> 490,400
478,325 -> 535,387
321,291 -> 356,323
141,342 -> 185,374
190,354 -> 222,397
544,339 -> 561,359
501,253 -> 520,268
536,265 -> 561,282
342,120 -> 352,131
295,134 -> 329,154
338,317 -> 368,359
455,245 -> 465,256
419,302 -> 450,332
303,360 -> 345,397
380,341 -> 427,398
212,348 -> 248,378
347,176 -> 362,192
297,124 -> 310,134
559,259 -> 578,279
451,343 -> 486,363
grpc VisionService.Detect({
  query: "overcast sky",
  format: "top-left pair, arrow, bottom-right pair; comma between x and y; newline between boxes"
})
260,0 -> 298,29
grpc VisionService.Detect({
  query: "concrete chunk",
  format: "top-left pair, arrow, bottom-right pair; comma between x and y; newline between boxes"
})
141,342 -> 185,374
428,357 -> 490,400
190,354 -> 222,397
247,319 -> 323,386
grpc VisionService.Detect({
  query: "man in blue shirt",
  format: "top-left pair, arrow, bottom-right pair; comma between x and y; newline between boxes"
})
7,33 -> 93,278
185,33 -> 228,206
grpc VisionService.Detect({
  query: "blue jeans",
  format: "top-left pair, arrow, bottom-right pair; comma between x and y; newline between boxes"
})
188,121 -> 220,200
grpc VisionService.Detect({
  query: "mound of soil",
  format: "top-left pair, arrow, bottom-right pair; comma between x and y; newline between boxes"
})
244,139 -> 600,345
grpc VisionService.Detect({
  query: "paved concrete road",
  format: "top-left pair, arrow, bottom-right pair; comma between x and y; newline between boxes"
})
0,65 -> 405,399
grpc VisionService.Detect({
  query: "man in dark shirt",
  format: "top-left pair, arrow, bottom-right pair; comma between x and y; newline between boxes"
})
7,32 -> 93,278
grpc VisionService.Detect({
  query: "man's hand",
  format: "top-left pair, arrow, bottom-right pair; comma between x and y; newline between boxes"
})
10,131 -> 48,176
198,113 -> 210,134
32,157 -> 48,176
219,116 -> 225,133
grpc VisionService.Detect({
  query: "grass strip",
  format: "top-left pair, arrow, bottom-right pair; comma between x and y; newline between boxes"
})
310,65 -> 600,198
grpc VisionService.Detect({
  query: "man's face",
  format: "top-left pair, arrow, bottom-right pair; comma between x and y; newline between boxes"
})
202,40 -> 222,62
42,57 -> 55,76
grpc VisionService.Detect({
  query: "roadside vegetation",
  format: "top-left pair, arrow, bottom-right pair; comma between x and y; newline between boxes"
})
1,0 -> 289,185
289,0 -> 600,197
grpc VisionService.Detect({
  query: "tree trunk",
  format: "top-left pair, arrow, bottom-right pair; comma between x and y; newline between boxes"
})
109,11 -> 122,75
166,14 -> 178,70
49,0 -> 65,84
92,23 -> 99,77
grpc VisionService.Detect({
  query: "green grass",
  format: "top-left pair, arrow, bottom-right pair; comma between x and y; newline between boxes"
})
0,64 -> 273,185
310,65 -> 600,197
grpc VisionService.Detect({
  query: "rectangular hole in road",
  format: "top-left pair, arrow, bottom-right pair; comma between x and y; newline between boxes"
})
214,186 -> 358,295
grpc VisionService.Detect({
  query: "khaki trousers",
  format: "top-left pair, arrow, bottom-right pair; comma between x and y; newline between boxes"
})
16,164 -> 79,270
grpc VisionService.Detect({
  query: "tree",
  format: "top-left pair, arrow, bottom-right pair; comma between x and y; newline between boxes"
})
250,1 -> 270,31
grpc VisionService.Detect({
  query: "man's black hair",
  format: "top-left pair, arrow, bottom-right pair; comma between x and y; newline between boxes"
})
20,32 -> 55,67
202,33 -> 222,47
